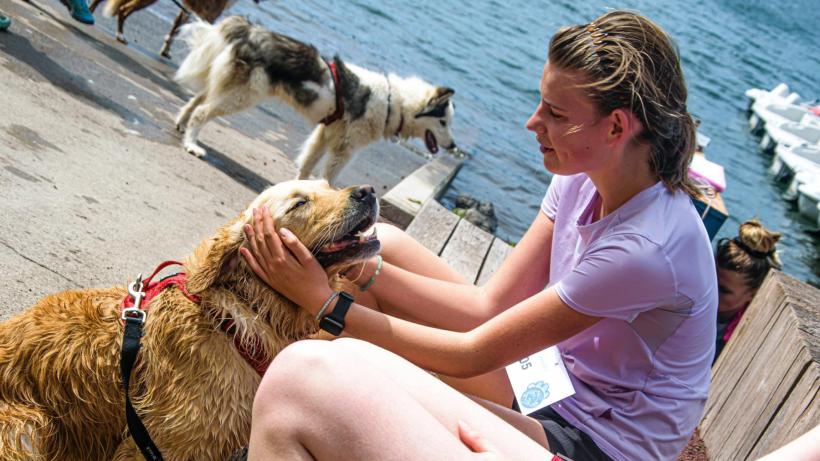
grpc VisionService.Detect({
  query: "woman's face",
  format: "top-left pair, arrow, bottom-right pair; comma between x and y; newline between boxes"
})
526,62 -> 611,175
716,267 -> 755,317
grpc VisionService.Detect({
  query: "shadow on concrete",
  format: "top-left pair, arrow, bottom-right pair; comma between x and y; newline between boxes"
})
198,145 -> 274,193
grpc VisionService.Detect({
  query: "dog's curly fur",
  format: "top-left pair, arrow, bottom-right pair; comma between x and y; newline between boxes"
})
0,180 -> 379,460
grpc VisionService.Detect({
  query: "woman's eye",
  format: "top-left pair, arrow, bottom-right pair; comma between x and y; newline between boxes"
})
288,200 -> 308,212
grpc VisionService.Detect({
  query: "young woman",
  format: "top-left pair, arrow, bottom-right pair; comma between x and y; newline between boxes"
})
714,219 -> 782,360
240,10 -> 717,461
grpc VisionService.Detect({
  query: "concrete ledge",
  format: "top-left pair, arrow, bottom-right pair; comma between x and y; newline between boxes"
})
379,152 -> 464,229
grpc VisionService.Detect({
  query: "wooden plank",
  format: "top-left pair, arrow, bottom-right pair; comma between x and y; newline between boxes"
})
440,219 -> 494,283
404,199 -> 459,255
476,238 -> 513,286
380,153 -> 463,229
700,272 -> 820,460
702,311 -> 800,460
747,356 -> 819,459
701,275 -> 787,433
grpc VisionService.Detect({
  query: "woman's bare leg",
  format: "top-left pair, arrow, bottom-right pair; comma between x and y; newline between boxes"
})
248,339 -> 550,461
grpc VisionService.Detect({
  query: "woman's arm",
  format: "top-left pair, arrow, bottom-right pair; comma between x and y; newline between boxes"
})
240,208 -> 593,378
346,211 -> 556,330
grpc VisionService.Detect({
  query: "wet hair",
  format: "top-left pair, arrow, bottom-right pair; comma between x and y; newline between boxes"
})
548,10 -> 698,195
716,219 -> 782,290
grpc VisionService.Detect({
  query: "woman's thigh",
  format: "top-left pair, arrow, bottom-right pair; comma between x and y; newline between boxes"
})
252,339 -> 551,461
332,338 -> 548,448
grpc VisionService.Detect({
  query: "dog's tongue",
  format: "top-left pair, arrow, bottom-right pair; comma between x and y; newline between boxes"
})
425,130 -> 439,154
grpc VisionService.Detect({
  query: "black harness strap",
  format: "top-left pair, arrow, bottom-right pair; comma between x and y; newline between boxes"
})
121,317 -> 164,461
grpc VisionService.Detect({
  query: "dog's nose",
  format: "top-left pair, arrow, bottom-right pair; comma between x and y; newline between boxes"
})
351,185 -> 375,202
447,142 -> 457,150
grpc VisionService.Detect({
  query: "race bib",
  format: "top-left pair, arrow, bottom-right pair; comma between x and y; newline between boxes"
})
505,346 -> 576,414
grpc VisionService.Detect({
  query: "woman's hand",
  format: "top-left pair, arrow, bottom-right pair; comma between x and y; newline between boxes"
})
458,420 -> 512,460
239,206 -> 333,314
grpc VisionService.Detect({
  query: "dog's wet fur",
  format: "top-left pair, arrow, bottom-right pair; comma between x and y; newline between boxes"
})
174,16 -> 457,182
0,180 -> 380,460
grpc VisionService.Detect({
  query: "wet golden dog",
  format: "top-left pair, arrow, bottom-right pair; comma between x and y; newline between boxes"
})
0,180 -> 379,460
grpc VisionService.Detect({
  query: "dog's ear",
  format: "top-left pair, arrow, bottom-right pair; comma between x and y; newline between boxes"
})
186,222 -> 244,294
415,86 -> 455,118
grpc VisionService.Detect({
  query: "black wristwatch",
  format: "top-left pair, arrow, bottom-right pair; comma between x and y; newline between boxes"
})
319,291 -> 354,336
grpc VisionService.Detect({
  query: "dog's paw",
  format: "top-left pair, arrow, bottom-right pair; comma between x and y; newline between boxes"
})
175,121 -> 185,133
184,143 -> 207,158
116,33 -> 128,45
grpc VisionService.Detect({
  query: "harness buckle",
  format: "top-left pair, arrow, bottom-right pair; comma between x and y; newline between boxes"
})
122,274 -> 147,324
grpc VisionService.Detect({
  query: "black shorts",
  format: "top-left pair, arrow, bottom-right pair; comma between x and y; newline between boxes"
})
513,402 -> 613,461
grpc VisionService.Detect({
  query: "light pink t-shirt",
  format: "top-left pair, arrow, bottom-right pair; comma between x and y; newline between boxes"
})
541,174 -> 717,461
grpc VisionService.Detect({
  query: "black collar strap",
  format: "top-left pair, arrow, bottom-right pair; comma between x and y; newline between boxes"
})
384,78 -> 404,138
320,60 -> 345,125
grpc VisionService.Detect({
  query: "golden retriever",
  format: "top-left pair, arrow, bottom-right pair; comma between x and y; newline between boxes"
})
0,179 -> 379,460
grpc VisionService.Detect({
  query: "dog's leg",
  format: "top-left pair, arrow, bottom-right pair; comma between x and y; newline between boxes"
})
88,0 -> 103,13
114,7 -> 128,44
295,125 -> 327,179
159,9 -> 189,59
175,91 -> 205,133
322,145 -> 354,184
0,402 -> 52,461
183,101 -> 216,157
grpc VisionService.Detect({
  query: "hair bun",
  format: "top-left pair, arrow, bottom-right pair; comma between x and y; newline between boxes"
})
737,219 -> 782,268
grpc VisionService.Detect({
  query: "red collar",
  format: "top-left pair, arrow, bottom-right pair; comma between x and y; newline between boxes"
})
120,261 -> 271,377
319,60 -> 345,125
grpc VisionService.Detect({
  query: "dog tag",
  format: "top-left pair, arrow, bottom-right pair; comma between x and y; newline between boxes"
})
505,346 -> 575,414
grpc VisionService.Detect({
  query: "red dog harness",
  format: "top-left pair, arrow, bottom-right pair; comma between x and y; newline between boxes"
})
120,260 -> 271,376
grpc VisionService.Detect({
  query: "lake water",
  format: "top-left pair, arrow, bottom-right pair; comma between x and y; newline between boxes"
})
230,0 -> 820,286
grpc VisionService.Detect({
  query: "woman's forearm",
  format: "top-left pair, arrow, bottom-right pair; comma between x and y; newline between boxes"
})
366,262 -> 497,331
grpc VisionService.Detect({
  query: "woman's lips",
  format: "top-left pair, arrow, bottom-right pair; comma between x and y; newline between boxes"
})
540,145 -> 554,154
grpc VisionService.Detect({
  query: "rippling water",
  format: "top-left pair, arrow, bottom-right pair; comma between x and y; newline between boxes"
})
231,0 -> 820,286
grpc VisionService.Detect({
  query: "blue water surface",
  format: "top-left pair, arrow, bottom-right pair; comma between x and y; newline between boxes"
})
233,0 -> 820,286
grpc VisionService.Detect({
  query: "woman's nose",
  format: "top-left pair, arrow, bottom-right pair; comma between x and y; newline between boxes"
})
526,107 -> 545,133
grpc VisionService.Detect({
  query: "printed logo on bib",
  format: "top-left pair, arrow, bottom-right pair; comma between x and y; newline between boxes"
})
520,381 -> 550,408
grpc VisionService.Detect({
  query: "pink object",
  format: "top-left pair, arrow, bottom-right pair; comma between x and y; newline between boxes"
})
688,155 -> 726,192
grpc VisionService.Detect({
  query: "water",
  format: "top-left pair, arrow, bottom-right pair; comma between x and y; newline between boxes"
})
230,0 -> 820,287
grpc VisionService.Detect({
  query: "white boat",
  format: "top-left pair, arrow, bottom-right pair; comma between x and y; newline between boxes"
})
797,182 -> 820,221
759,113 -> 820,152
745,83 -> 791,111
769,144 -> 820,183
785,170 -> 820,201
749,99 -> 812,136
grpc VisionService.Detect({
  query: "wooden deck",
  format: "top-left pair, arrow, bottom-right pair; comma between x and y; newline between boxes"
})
403,199 -> 512,284
697,271 -> 820,460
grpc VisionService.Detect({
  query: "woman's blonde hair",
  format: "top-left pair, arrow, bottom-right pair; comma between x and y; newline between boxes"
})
716,219 -> 782,290
548,10 -> 698,195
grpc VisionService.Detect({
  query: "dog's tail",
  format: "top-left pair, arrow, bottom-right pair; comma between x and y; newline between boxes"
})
174,19 -> 228,91
102,0 -> 128,17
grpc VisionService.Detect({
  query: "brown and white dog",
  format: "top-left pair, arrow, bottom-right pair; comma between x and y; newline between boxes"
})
0,180 -> 379,460
88,0 -> 255,58
174,15 -> 457,183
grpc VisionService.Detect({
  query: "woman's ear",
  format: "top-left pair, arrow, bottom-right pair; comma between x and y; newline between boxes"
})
607,108 -> 642,145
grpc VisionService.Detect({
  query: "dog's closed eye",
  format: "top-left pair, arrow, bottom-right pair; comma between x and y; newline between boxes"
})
288,199 -> 309,213
440,120 -> 447,127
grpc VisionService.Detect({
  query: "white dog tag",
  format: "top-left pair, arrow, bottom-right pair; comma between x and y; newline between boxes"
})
505,346 -> 576,414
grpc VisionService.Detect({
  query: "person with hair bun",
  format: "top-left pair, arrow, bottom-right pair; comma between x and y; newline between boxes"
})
240,10 -> 717,461
714,219 -> 782,360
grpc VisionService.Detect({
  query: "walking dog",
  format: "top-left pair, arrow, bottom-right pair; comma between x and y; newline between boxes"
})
89,0 -> 255,58
0,180 -> 379,460
174,16 -> 457,183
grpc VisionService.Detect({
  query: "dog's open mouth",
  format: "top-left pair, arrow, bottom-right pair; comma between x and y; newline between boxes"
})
425,130 -> 439,154
318,215 -> 377,254
314,211 -> 380,267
